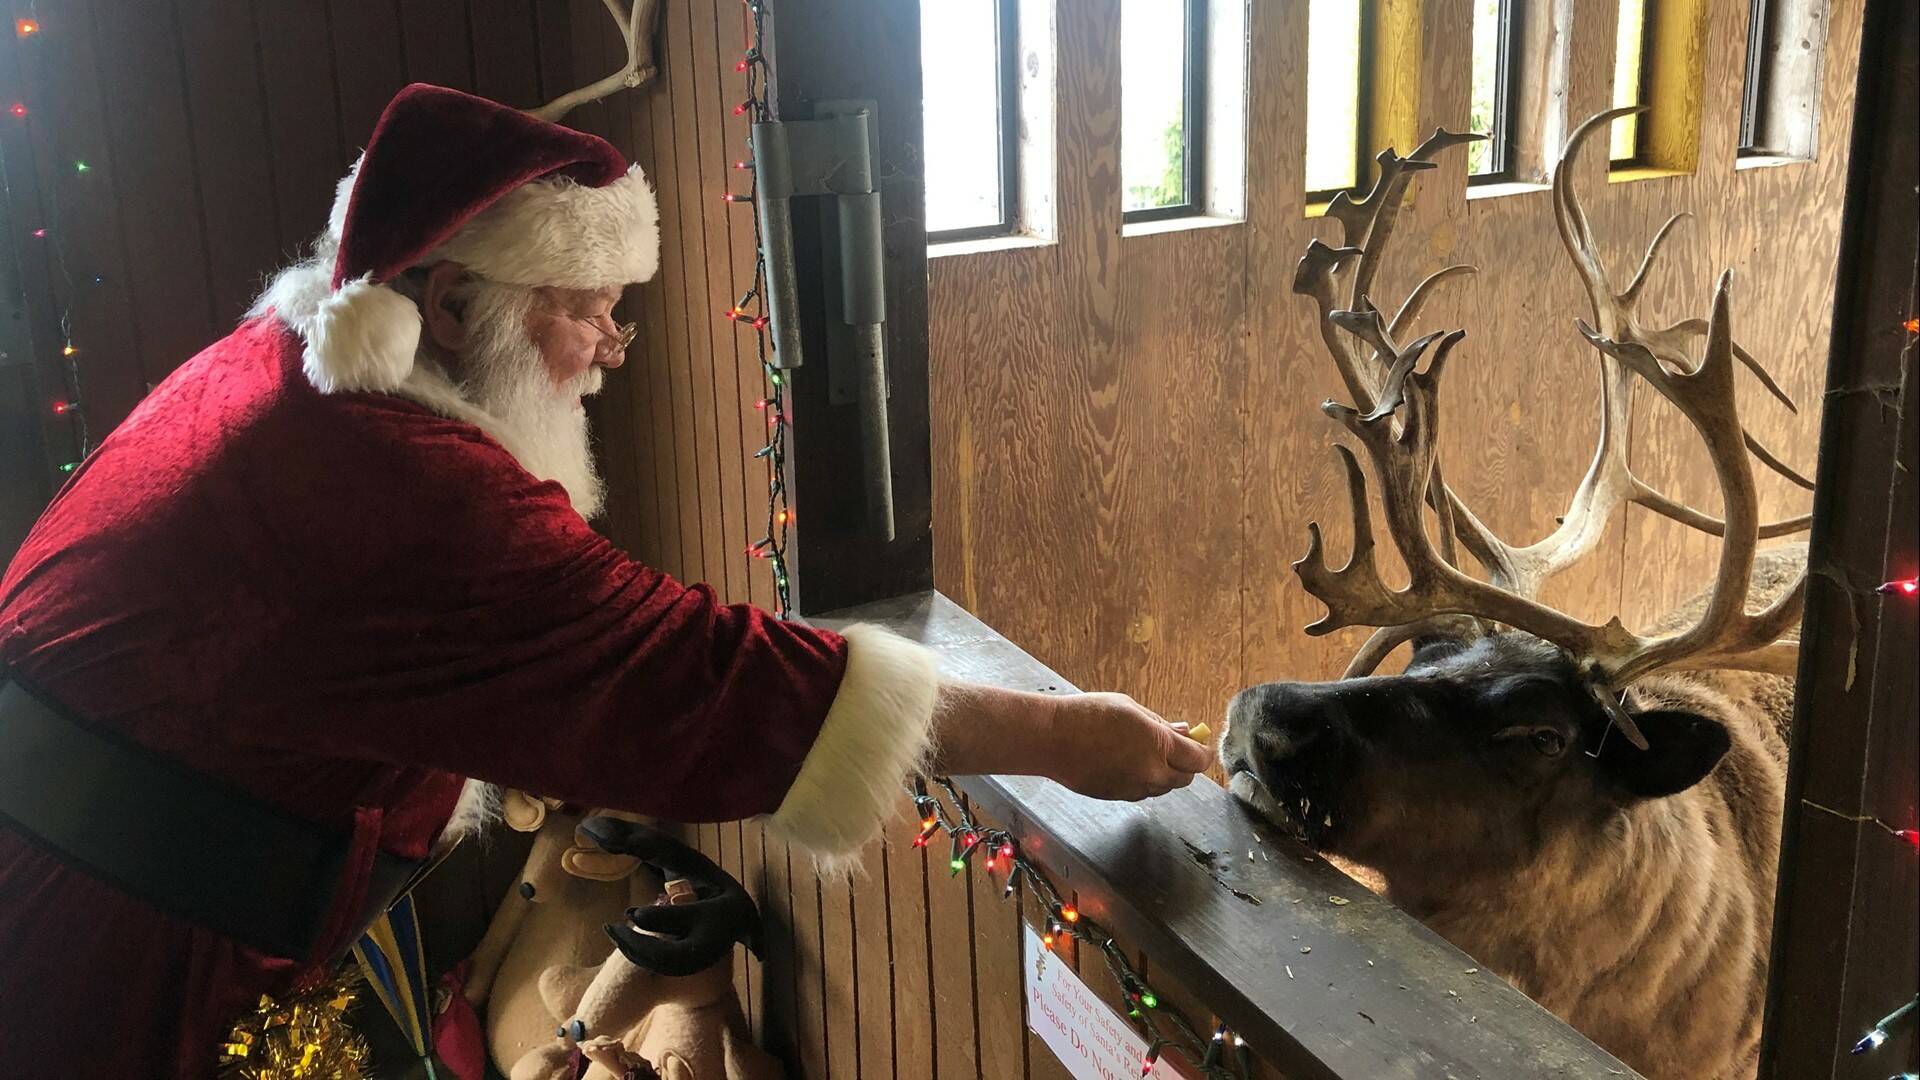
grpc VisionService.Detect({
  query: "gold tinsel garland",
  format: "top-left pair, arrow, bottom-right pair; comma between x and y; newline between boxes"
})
218,966 -> 369,1080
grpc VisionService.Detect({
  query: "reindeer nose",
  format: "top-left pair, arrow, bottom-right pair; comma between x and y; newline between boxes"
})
1232,683 -> 1339,752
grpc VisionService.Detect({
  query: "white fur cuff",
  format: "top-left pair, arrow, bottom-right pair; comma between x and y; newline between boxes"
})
768,624 -> 939,875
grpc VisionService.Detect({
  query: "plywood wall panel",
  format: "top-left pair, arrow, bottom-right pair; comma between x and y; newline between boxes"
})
934,0 -> 1855,713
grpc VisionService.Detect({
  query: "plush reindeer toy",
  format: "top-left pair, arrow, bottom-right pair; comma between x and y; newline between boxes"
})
507,817 -> 781,1080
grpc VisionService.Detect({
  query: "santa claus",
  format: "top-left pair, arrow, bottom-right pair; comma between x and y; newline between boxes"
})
0,84 -> 1208,1076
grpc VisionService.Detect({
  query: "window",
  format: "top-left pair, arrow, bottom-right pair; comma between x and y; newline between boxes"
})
1304,0 -> 1367,199
1738,0 -> 1770,151
1610,0 -> 1653,163
1121,0 -> 1207,221
922,0 -> 1019,241
1739,0 -> 1827,159
1467,0 -> 1521,180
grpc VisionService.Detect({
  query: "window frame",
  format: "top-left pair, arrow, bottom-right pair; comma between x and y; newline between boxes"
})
1610,0 -> 1658,166
1738,0 -> 1771,153
1304,0 -> 1376,205
924,0 -> 1023,245
1120,0 -> 1210,224
1467,0 -> 1524,185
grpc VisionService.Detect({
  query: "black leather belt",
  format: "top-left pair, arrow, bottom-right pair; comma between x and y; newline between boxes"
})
0,670 -> 423,962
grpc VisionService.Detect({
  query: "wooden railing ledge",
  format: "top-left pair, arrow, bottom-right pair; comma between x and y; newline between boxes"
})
814,590 -> 1640,1080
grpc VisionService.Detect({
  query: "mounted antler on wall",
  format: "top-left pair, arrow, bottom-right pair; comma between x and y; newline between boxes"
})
527,0 -> 666,122
1290,108 -> 1815,746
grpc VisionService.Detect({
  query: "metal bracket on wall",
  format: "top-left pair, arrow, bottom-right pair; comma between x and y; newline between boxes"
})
750,100 -> 895,540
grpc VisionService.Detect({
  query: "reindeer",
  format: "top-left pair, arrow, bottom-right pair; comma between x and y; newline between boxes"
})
1217,108 -> 1812,1080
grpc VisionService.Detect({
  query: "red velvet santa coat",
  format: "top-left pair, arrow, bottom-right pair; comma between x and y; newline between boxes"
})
0,316 -> 934,1077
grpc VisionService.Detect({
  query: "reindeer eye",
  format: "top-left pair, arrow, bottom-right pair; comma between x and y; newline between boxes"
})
1530,729 -> 1567,757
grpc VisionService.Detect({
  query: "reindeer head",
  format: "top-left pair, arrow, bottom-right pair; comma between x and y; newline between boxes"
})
1221,630 -> 1737,886
1222,108 -> 1809,882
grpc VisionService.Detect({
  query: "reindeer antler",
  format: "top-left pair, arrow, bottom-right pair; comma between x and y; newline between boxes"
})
526,0 -> 664,123
1291,111 -> 1812,744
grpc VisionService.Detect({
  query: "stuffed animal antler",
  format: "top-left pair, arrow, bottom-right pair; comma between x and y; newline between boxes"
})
507,818 -> 781,1080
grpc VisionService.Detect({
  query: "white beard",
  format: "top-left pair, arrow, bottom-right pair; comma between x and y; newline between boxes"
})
252,256 -> 609,520
453,283 -> 607,520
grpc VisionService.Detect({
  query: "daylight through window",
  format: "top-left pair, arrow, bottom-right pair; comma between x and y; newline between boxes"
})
1121,0 -> 1205,219
1305,0 -> 1366,196
1468,0 -> 1519,178
922,0 -> 1017,238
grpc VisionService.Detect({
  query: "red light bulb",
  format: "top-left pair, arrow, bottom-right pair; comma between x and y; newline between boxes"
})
9,103 -> 27,118
732,101 -> 749,116
31,228 -> 46,238
51,400 -> 71,414
17,18 -> 40,36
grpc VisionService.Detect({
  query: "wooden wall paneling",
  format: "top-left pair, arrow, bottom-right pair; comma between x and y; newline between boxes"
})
0,39 -> 69,502
173,0 -> 287,328
255,0 -> 352,255
658,0 -> 724,594
648,0 -> 704,585
328,2 -> 406,160
927,809 -> 981,1080
578,0 -> 666,566
7,0 -> 147,431
757,829 -> 800,1066
1231,0 -> 1313,688
968,807 -> 1029,1080
468,0 -> 544,108
715,820 -> 752,1039
819,866 -> 857,1077
738,819 -> 765,1037
712,0 -> 773,615
786,858 -> 827,1079
852,835 -> 896,1079
888,802 -> 938,1080
1104,221 -> 1249,738
681,0 -> 749,606
89,0 -> 216,388
397,0 -> 479,95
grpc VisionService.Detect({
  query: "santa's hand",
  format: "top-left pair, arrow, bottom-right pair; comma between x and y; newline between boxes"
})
929,681 -> 1210,801
1041,691 -> 1212,801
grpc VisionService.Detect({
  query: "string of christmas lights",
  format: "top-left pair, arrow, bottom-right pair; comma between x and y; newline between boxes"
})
721,0 -> 793,618
11,10 -> 97,477
909,776 -> 1253,1079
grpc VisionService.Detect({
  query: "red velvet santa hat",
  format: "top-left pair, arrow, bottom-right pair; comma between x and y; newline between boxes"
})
302,83 -> 659,394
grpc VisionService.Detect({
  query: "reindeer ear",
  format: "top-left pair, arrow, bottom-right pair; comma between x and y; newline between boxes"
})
1596,709 -> 1731,799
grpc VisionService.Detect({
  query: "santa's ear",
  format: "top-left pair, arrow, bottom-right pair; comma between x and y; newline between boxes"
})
1596,709 -> 1731,799
421,260 -> 472,352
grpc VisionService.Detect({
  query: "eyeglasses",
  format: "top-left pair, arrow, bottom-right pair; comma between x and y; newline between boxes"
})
569,312 -> 639,354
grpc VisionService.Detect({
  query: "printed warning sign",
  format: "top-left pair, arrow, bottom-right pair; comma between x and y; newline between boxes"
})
1023,923 -> 1193,1080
